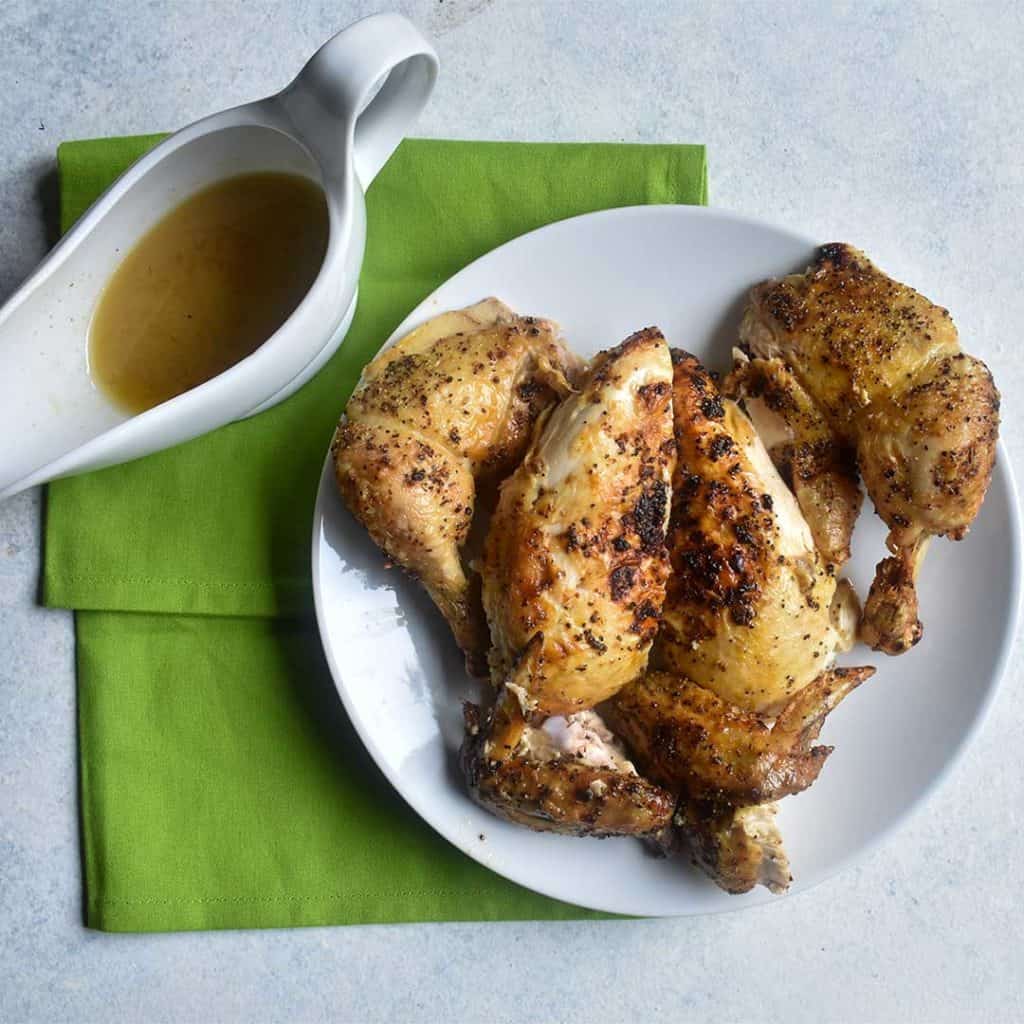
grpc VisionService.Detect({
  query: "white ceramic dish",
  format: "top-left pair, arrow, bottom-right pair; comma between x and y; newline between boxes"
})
312,205 -> 1021,916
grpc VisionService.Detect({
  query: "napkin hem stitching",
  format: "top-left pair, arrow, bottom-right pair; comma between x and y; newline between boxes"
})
96,891 -> 499,906
54,573 -> 308,590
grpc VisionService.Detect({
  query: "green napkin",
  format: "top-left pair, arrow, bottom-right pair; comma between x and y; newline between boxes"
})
46,136 -> 708,931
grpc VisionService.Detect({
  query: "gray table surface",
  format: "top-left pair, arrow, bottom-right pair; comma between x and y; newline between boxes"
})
2,1 -> 1022,1021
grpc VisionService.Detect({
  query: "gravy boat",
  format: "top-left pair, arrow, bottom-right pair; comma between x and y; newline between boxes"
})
0,12 -> 438,500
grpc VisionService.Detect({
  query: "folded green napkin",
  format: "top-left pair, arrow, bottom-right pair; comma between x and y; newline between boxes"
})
46,136 -> 707,931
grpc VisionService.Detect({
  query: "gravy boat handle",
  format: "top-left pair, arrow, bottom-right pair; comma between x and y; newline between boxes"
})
276,12 -> 439,187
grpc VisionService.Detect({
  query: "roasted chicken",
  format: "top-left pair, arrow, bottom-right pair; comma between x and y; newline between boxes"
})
482,328 -> 675,716
655,350 -> 858,715
333,299 -> 580,672
671,800 -> 792,895
739,244 -> 1000,654
725,351 -> 862,568
611,666 -> 870,893
611,666 -> 872,806
461,688 -> 673,837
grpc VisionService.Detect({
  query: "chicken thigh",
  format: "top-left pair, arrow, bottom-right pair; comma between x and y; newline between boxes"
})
482,328 -> 675,716
333,299 -> 580,673
740,244 -> 1000,653
655,351 -> 857,715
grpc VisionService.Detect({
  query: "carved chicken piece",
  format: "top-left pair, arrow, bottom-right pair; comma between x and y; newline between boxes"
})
740,244 -> 1000,654
859,543 -> 928,652
614,666 -> 869,894
333,298 -> 580,673
725,351 -> 862,568
611,667 -> 872,805
461,688 -> 674,837
656,351 -> 857,715
482,328 -> 675,716
673,801 -> 792,895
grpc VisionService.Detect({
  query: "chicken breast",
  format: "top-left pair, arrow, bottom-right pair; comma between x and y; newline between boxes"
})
461,688 -> 673,837
725,351 -> 862,568
655,351 -> 857,714
333,299 -> 580,673
482,328 -> 675,716
740,244 -> 1000,654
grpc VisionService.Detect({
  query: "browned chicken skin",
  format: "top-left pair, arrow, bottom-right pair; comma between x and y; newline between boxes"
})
724,352 -> 862,568
655,350 -> 857,714
463,328 -> 677,837
740,244 -> 1000,654
461,688 -> 674,837
482,328 -> 675,716
611,666 -> 872,806
860,545 -> 927,652
612,666 -> 870,894
671,801 -> 792,895
333,299 -> 580,673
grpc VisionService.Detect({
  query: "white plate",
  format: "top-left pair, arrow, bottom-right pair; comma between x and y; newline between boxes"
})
312,205 -> 1022,916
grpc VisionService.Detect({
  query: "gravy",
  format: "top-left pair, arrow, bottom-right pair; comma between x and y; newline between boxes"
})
89,172 -> 328,414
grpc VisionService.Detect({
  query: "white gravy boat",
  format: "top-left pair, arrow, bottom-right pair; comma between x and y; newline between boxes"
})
0,12 -> 438,500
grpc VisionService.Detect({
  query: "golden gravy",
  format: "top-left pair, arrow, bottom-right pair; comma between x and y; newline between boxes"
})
89,172 -> 328,414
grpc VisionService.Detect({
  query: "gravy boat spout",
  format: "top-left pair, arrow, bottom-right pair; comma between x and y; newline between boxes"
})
0,12 -> 438,501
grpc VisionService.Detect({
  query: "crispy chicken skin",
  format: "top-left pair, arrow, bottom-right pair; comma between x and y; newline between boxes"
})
724,351 -> 862,568
615,666 -> 869,894
482,328 -> 675,716
655,351 -> 857,714
611,667 -> 872,805
740,244 -> 1000,654
860,543 -> 928,653
673,801 -> 792,895
333,299 -> 580,673
461,689 -> 674,837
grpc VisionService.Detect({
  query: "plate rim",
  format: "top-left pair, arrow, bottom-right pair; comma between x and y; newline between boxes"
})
311,203 -> 1023,916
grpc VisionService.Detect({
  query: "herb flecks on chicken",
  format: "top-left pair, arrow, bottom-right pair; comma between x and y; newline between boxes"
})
482,328 -> 675,716
461,687 -> 674,837
675,801 -> 792,896
725,351 -> 862,568
612,666 -> 871,894
655,350 -> 858,715
333,299 -> 581,674
739,244 -> 1000,654
611,666 -> 873,806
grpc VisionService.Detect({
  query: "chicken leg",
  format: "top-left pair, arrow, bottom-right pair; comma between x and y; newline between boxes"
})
333,299 -> 580,673
740,244 -> 1000,654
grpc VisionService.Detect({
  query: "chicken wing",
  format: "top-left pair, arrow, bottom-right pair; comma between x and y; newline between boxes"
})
611,665 -> 869,893
672,801 -> 792,895
740,244 -> 1000,654
610,666 -> 872,805
461,688 -> 673,837
333,299 -> 580,673
482,327 -> 675,716
656,350 -> 857,714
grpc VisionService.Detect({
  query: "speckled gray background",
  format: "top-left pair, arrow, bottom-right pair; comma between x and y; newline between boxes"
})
1,1 -> 1022,1021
